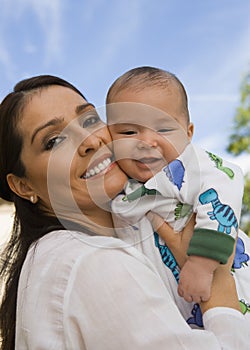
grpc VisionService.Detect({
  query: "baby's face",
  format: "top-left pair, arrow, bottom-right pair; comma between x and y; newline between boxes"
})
107,86 -> 193,182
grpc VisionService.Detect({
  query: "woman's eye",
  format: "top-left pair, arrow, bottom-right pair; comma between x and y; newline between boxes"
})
44,136 -> 66,150
82,114 -> 101,128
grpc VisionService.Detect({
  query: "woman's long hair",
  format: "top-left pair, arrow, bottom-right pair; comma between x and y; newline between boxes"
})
0,75 -> 87,350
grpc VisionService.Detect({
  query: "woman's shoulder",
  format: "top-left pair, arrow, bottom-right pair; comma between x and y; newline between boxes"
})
31,229 -> 118,261
22,229 -> 162,304
30,229 -> 156,269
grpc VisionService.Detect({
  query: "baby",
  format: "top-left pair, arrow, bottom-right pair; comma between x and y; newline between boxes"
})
106,66 -> 244,303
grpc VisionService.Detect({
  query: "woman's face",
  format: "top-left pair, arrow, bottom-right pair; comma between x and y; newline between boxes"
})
17,85 -> 127,217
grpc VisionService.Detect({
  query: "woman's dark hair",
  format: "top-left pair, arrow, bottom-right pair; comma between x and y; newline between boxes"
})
0,75 -> 87,350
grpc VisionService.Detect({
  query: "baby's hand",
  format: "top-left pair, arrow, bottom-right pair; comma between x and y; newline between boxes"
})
178,256 -> 219,303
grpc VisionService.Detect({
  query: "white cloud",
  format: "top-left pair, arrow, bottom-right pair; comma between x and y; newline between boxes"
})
24,43 -> 37,54
193,133 -> 224,155
180,4 -> 250,94
80,0 -> 106,23
27,0 -> 63,65
0,42 -> 16,80
181,7 -> 250,166
228,154 -> 250,175
194,132 -> 250,176
0,1 -> 16,78
0,0 -> 63,71
191,94 -> 239,102
80,0 -> 143,73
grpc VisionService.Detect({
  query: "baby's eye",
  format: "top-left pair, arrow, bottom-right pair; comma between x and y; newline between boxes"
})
44,136 -> 66,150
119,130 -> 137,135
82,113 -> 101,128
157,128 -> 173,133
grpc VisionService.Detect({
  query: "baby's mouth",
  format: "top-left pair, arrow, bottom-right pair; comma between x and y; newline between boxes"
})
81,157 -> 112,179
137,157 -> 163,164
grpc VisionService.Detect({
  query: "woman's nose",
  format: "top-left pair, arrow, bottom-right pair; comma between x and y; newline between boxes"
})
77,132 -> 102,156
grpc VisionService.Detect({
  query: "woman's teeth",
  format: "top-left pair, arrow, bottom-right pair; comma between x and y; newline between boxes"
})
83,158 -> 112,179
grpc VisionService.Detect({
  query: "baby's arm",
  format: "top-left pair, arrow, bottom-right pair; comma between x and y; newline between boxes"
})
178,255 -> 219,303
178,146 -> 244,303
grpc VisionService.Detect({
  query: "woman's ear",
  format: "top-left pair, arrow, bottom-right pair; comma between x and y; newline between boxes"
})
7,173 -> 36,202
187,123 -> 194,141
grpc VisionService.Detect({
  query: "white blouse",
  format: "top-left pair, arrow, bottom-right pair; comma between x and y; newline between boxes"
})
15,230 -> 249,349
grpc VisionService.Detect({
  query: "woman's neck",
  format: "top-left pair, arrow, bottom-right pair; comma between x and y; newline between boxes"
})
58,206 -> 116,237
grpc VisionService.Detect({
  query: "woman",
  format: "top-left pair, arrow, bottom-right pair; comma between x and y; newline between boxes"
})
0,75 -> 248,350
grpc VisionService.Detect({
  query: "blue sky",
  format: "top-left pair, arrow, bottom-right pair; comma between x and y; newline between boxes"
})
0,0 -> 250,171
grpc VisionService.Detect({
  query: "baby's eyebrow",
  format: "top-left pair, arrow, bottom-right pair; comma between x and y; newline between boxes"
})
112,122 -> 138,127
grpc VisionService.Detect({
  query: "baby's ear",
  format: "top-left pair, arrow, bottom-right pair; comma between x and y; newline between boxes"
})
7,173 -> 34,201
187,123 -> 194,140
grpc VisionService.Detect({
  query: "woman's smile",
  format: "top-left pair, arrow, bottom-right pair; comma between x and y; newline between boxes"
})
82,156 -> 113,179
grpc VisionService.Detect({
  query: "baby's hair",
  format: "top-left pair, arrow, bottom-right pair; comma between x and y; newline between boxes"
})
106,66 -> 190,122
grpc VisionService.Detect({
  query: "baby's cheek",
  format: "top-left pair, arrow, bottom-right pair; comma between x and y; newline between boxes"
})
165,132 -> 190,154
113,142 -> 134,161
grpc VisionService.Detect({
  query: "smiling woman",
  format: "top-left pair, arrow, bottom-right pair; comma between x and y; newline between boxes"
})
0,75 -> 127,349
0,75 -> 249,350
10,84 -> 121,228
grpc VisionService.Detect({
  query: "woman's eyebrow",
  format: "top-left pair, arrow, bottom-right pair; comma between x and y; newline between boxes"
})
30,103 -> 95,144
31,117 -> 64,144
75,102 -> 95,115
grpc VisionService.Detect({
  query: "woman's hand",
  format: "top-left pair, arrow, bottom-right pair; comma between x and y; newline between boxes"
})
200,239 -> 241,313
146,211 -> 195,268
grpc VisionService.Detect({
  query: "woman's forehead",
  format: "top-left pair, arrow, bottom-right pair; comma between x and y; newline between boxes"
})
21,86 -> 86,123
16,86 -> 88,144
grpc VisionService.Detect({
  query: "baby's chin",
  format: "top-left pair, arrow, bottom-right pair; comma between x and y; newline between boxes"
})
127,173 -> 153,184
119,163 -> 159,183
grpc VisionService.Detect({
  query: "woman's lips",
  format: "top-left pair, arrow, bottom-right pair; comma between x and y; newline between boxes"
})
81,157 -> 113,179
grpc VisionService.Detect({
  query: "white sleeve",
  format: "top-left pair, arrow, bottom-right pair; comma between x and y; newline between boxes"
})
64,247 -> 250,350
189,147 -> 244,238
203,308 -> 248,349
181,146 -> 245,263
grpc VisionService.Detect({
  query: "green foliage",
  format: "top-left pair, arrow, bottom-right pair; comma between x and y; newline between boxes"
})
227,72 -> 250,235
241,174 -> 250,235
227,73 -> 250,155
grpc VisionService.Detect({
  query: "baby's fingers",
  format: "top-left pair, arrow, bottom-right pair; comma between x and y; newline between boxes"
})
178,284 -> 210,304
